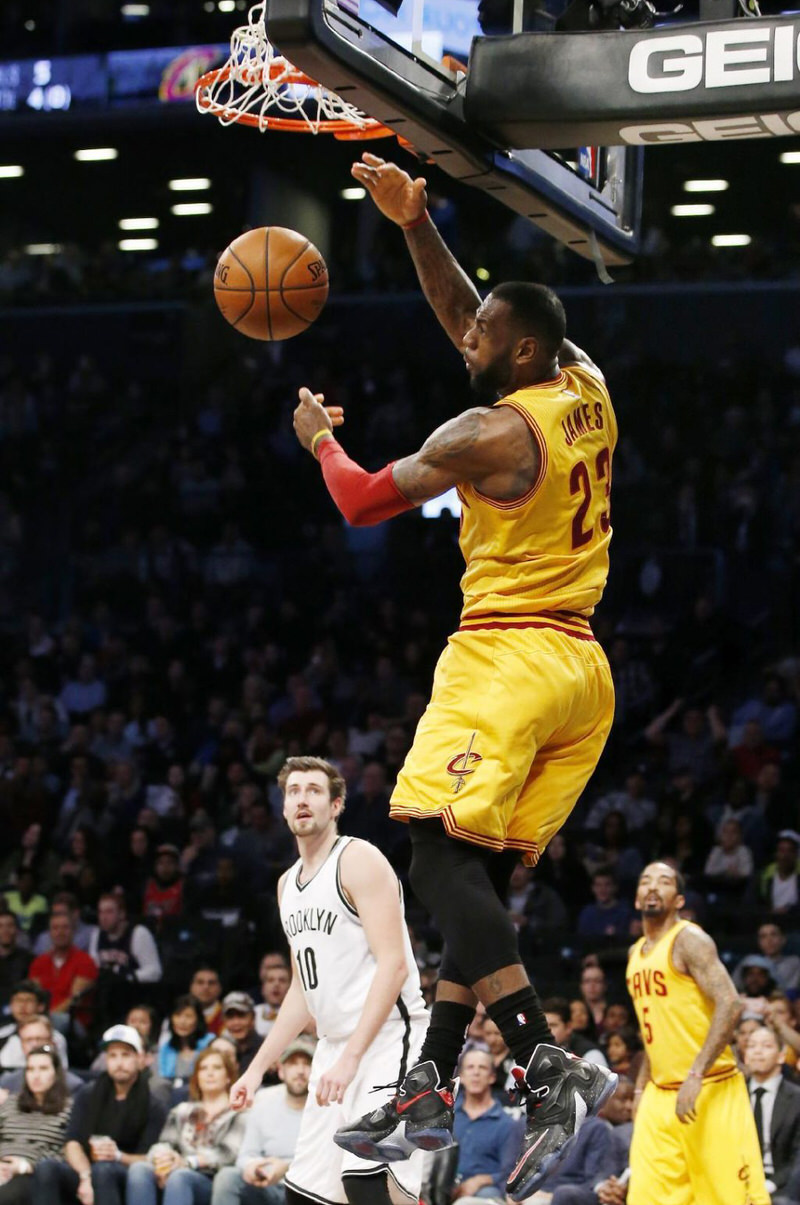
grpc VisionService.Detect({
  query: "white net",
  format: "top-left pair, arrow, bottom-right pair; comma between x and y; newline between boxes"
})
195,2 -> 385,134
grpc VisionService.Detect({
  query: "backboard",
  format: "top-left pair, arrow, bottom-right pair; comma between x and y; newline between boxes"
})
263,0 -> 643,267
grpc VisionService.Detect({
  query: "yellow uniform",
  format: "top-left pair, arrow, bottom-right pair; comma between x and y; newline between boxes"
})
390,366 -> 616,865
627,920 -> 769,1205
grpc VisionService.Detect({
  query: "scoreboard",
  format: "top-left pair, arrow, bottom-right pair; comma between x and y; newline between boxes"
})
0,45 -> 227,115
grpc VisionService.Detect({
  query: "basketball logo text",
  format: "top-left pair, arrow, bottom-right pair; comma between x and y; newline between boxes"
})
215,262 -> 230,284
627,969 -> 668,999
307,259 -> 327,282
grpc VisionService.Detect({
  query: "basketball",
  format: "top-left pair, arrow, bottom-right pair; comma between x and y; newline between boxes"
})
213,226 -> 329,341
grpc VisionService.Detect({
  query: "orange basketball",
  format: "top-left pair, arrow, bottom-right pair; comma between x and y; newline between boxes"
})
213,226 -> 329,341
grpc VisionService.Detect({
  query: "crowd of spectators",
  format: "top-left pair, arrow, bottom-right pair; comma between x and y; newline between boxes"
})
0,265 -> 799,1200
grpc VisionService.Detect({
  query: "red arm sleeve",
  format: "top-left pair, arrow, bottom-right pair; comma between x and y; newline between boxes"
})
317,438 -> 414,526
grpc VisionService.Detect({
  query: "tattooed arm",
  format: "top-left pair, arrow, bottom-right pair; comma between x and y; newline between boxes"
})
351,153 -> 480,350
672,925 -> 742,1123
392,405 -> 539,505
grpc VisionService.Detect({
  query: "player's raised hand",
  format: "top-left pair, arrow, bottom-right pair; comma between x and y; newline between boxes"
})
352,153 -> 427,228
316,1050 -> 359,1107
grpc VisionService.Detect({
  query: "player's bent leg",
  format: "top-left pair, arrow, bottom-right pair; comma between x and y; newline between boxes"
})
505,1046 -> 617,1202
342,1171 -> 394,1205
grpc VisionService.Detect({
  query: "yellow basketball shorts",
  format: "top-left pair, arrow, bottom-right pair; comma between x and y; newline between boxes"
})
389,613 -> 614,865
629,1074 -> 770,1205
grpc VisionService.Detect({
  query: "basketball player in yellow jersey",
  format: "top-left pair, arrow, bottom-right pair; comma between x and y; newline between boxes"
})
292,153 -> 618,1200
627,862 -> 769,1205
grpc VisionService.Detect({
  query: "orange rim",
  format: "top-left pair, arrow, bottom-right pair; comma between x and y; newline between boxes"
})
195,63 -> 395,139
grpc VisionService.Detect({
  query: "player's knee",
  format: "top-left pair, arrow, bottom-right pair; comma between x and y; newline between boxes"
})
342,1171 -> 393,1205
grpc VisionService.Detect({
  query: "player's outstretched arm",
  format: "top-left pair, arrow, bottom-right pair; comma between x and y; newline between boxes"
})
673,925 -> 742,1124
293,389 -> 536,523
314,841 -> 412,1107
352,153 -> 480,351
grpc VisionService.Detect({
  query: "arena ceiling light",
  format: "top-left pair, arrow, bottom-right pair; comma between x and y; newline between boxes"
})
121,3 -> 150,14
682,179 -> 728,193
171,202 -> 213,215
711,234 -> 751,247
671,204 -> 715,217
340,187 -> 366,200
25,243 -> 62,255
0,165 -> 24,178
779,151 -> 800,164
119,217 -> 159,230
168,178 -> 211,191
118,238 -> 159,251
218,0 -> 236,9
74,148 -> 118,161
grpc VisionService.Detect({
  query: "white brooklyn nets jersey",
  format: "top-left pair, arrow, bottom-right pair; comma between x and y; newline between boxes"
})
280,836 -> 427,1041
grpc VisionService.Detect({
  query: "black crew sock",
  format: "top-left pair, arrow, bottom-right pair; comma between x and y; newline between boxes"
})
416,1000 -> 476,1084
486,986 -> 553,1069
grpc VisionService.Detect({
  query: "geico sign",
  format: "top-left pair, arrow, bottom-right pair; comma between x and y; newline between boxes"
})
628,26 -> 799,93
620,112 -> 800,142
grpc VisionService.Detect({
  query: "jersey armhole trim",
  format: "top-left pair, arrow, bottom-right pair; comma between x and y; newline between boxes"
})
470,402 -> 548,511
335,850 -> 360,920
667,920 -> 696,982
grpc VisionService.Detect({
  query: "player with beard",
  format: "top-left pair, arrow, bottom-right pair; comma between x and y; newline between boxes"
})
229,756 -> 429,1205
626,862 -> 769,1205
291,154 -> 618,1201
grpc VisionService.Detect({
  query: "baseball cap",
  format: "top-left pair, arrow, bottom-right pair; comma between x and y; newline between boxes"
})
102,1023 -> 143,1054
279,1037 -> 316,1063
222,991 -> 255,1015
155,843 -> 180,858
778,829 -> 800,846
740,955 -> 773,971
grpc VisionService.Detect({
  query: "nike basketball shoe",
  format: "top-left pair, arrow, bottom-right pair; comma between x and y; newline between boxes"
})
506,1044 -> 618,1201
333,1060 -> 457,1163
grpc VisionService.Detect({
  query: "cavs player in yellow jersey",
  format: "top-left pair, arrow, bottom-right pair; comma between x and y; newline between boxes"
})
292,152 -> 617,1204
627,862 -> 769,1205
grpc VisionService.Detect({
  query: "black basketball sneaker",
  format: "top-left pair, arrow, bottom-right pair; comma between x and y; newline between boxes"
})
333,1059 -> 457,1163
506,1044 -> 618,1201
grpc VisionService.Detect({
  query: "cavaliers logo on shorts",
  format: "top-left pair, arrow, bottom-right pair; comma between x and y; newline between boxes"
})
446,732 -> 482,793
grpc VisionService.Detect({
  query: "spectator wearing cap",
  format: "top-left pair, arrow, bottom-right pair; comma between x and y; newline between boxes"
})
211,1037 -> 315,1205
761,832 -> 800,918
221,994 -> 261,1077
33,1024 -> 168,1205
28,914 -> 98,1030
734,925 -> 800,995
158,997 -> 213,1083
738,957 -> 777,1021
143,847 -> 184,925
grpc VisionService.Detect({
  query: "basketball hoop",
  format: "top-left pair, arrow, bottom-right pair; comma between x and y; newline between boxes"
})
195,2 -> 394,140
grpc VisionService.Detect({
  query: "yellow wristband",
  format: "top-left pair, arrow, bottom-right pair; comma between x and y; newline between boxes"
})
311,429 -> 332,458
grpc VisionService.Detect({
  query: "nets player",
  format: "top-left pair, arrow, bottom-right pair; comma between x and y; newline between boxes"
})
291,153 -> 617,1199
626,862 -> 769,1205
230,756 -> 428,1205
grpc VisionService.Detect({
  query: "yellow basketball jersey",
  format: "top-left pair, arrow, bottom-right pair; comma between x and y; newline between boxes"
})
626,920 -> 738,1089
457,366 -> 617,621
